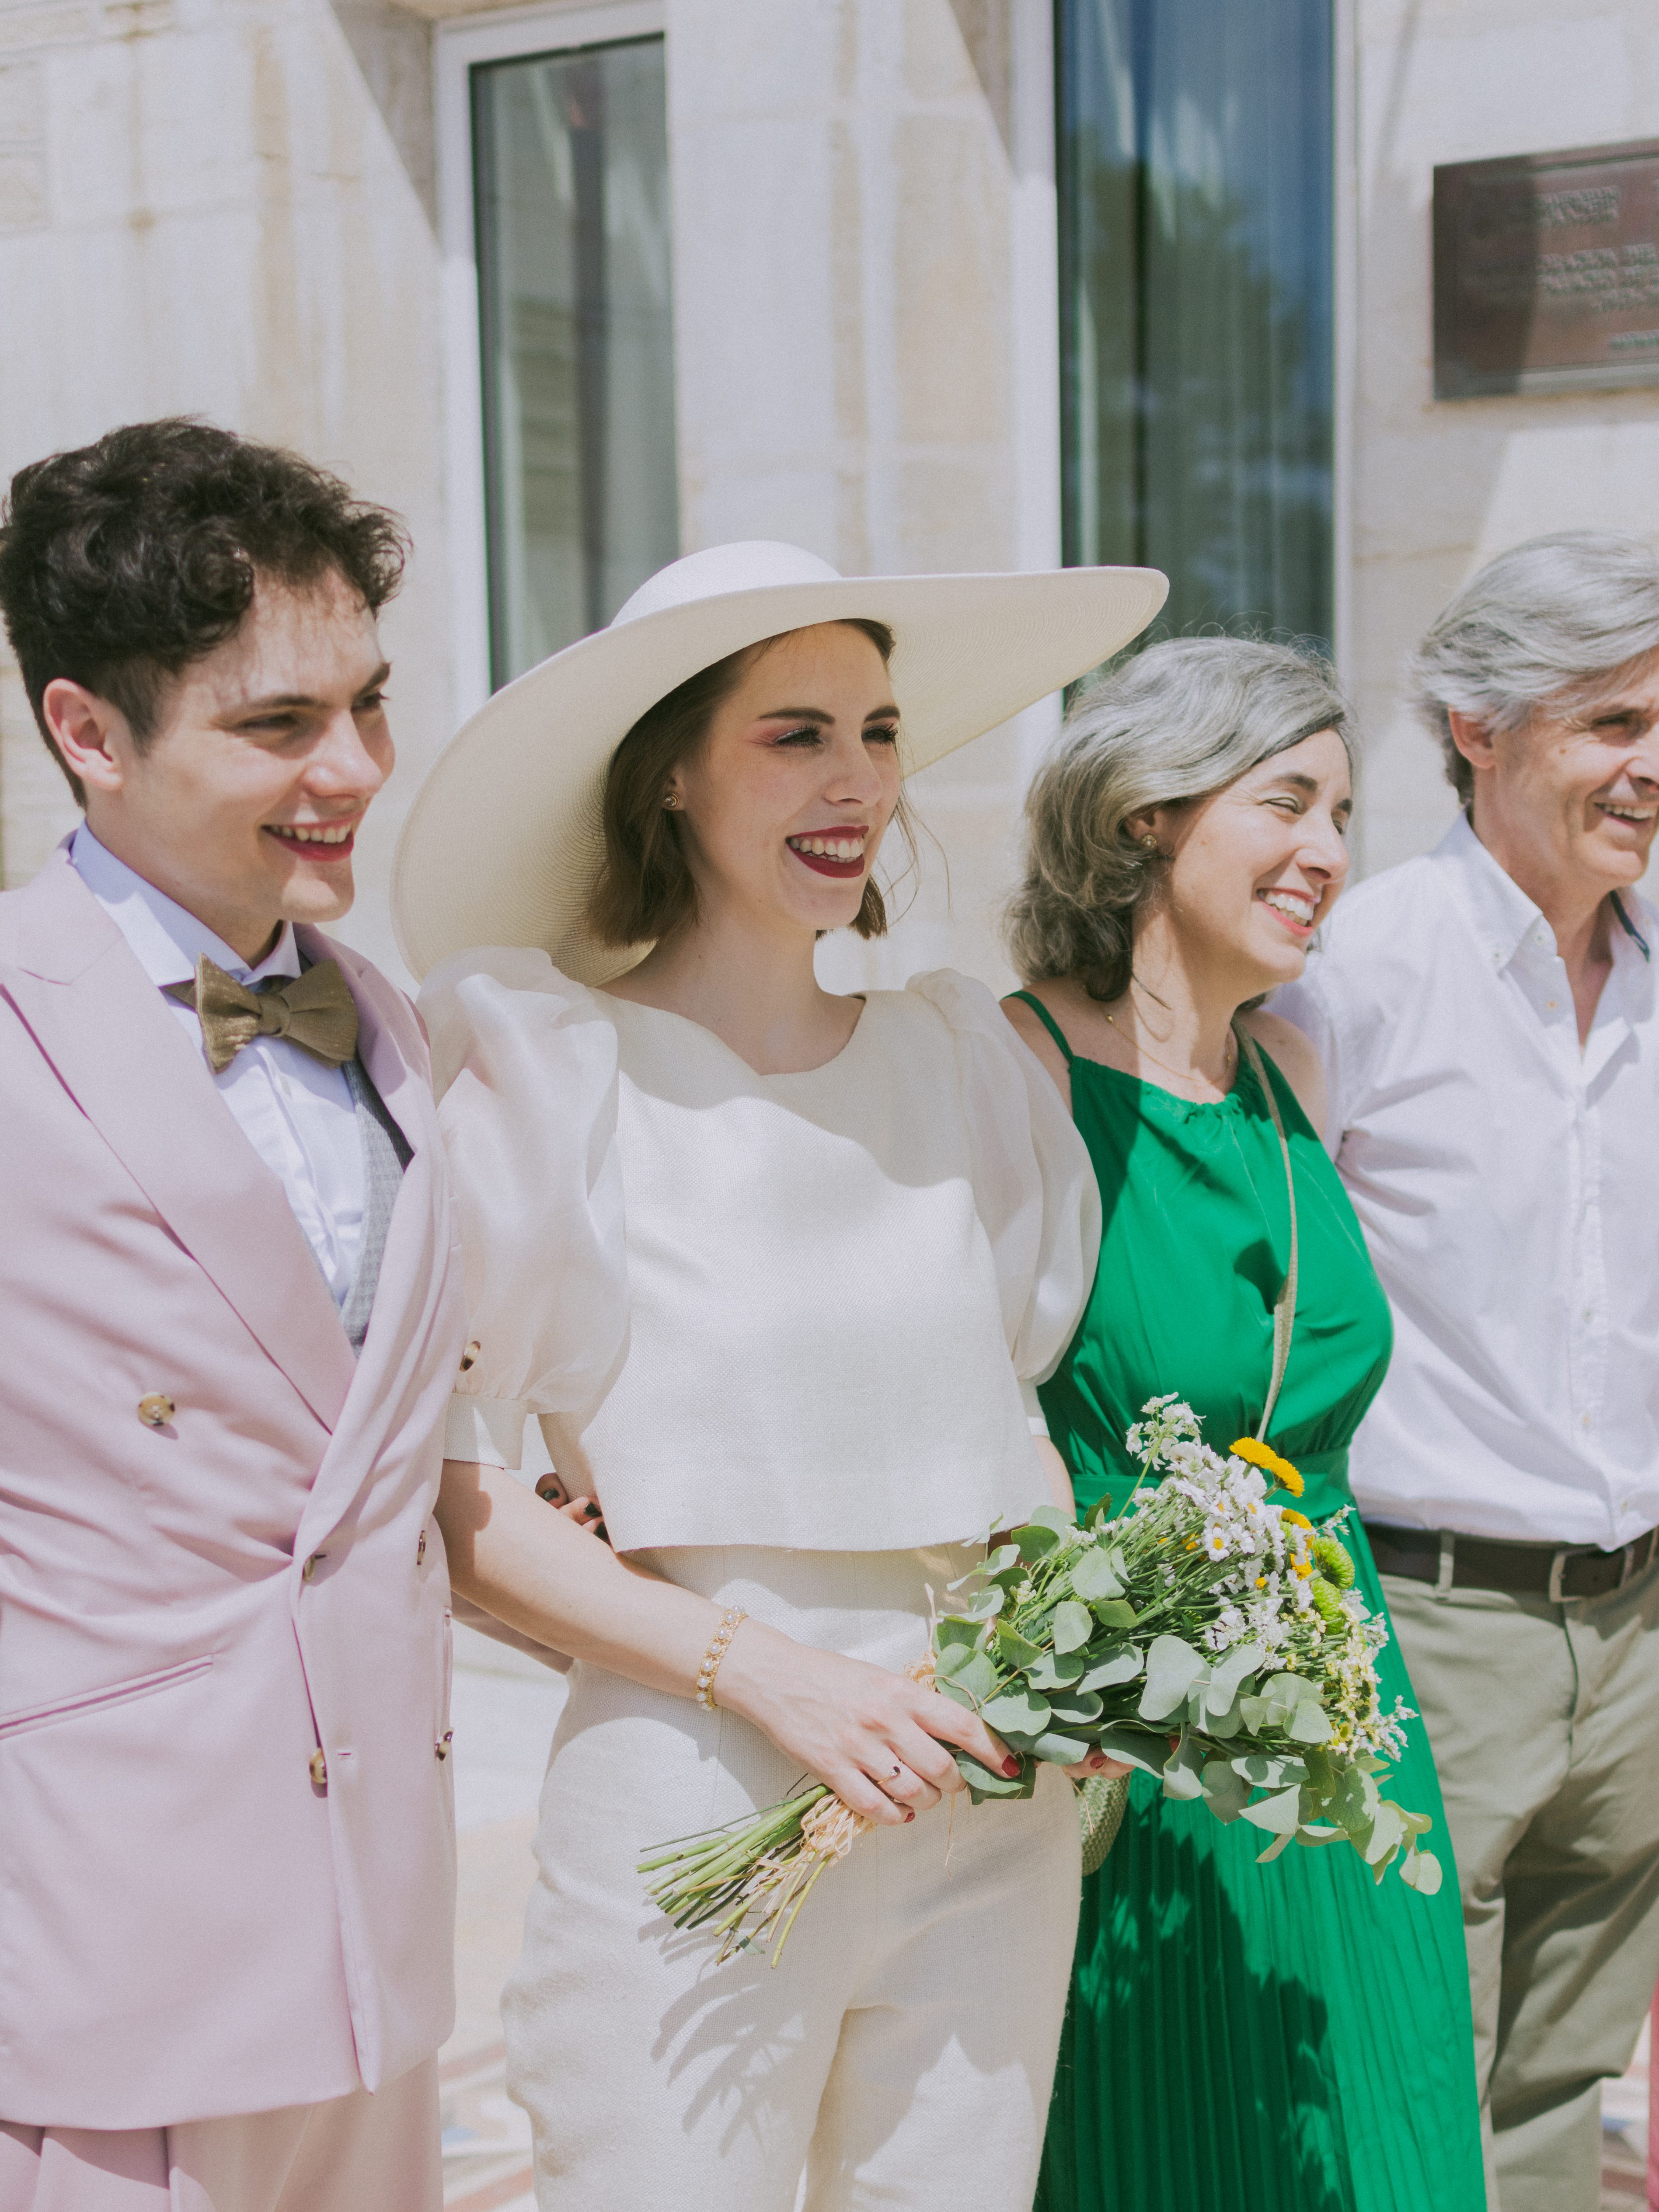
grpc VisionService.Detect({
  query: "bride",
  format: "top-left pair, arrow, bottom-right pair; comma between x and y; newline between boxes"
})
392,540 -> 1161,2210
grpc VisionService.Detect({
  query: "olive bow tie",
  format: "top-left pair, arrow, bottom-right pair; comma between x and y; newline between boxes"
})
170,954 -> 359,1074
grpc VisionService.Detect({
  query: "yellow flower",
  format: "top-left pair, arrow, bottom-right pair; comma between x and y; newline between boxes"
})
1279,1508 -> 1313,1530
1230,1437 -> 1305,1495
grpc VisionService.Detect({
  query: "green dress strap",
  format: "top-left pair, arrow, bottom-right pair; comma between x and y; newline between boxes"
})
1006,989 -> 1075,1065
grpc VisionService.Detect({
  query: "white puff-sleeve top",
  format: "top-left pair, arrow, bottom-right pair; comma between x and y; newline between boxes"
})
421,951 -> 1103,1557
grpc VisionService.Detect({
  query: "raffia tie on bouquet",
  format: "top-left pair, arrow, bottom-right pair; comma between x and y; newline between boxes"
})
640,1651 -> 941,1968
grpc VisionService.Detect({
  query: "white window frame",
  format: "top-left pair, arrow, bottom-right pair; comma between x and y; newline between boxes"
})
436,0 -> 668,726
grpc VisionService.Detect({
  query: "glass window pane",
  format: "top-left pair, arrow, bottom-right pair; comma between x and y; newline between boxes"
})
473,36 -> 678,688
1057,0 -> 1334,647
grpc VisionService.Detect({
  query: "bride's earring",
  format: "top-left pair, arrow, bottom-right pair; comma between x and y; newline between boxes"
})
1140,833 -> 1159,851
662,792 -> 680,810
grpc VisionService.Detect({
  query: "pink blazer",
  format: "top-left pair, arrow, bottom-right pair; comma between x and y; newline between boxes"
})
0,851 -> 467,2129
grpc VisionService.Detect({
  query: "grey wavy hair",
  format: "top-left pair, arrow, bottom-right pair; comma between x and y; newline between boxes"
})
1412,531 -> 1659,806
1007,637 -> 1353,1001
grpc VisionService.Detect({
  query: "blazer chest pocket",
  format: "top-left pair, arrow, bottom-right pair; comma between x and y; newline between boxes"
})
0,1656 -> 213,1743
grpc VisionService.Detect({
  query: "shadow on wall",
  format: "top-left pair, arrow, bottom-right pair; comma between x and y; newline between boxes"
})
328,0 -> 438,231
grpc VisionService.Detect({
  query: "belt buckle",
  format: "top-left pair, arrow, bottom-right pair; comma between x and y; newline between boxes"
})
1548,1550 -> 1569,1604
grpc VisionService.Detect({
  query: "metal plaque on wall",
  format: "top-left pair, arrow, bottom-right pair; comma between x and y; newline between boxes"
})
1434,137 -> 1659,398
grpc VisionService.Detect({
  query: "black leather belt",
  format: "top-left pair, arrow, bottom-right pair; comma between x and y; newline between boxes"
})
1366,1521 -> 1659,1603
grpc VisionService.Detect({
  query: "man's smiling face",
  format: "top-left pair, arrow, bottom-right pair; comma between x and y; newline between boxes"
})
1467,651 -> 1659,906
52,567 -> 394,963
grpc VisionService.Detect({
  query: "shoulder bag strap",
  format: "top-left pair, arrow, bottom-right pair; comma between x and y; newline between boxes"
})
1233,1023 -> 1298,1443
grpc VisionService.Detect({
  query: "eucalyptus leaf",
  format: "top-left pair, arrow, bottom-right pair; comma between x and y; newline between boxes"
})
994,1623 -> 1044,1670
1047,1687 -> 1105,1727
1200,1761 -> 1250,1822
1286,1702 -> 1333,1745
1139,1634 -> 1208,1723
938,1651 -> 999,1706
984,1544 -> 1021,1577
1027,1649 -> 1086,1691
1161,1733 -> 1206,1801
1096,1724 -> 1171,1779
1091,1599 -> 1140,1630
1016,1523 -> 1062,1563
934,1617 -> 984,1661
1026,1504 -> 1077,1535
1231,1752 -> 1307,1790
1069,1547 -> 1126,1603
1256,1830 -> 1295,1863
981,1687 -> 1053,1735
954,1749 -> 1033,1802
1079,1644 -> 1143,1691
1051,1599 -> 1094,1654
1364,1802 -> 1406,1866
1025,1730 -> 1094,1765
1206,1642 -> 1266,1714
961,1586 -> 1004,1621
1399,1845 -> 1443,1896
1239,1782 -> 1304,1836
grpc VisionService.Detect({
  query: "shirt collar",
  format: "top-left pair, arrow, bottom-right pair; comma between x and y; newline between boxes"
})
1435,811 -> 1549,972
70,826 -> 301,990
1434,809 -> 1655,981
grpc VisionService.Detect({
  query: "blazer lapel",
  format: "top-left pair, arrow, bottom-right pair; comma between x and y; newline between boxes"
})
7,861 -> 356,1432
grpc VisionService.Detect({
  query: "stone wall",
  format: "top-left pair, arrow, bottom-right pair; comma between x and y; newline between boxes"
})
0,0 -> 452,981
1350,0 -> 1659,879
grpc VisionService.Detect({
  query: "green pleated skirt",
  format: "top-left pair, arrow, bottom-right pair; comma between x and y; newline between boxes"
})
1036,1515 -> 1487,2212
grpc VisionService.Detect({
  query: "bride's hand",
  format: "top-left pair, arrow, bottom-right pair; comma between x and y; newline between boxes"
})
713,1622 -> 1022,1827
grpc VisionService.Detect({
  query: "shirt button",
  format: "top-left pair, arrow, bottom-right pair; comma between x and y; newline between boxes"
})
436,1731 -> 453,1762
416,1528 -> 427,1565
459,1340 -> 481,1374
137,1393 -> 175,1428
301,1552 -> 324,1581
309,1749 -> 328,1790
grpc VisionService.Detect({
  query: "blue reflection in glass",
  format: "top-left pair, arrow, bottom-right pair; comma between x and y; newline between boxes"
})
1057,0 -> 1334,649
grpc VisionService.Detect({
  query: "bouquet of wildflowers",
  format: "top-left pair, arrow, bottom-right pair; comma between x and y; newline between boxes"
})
639,1399 -> 1439,1965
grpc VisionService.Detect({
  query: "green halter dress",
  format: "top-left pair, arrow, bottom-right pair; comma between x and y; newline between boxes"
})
1009,993 -> 1486,2212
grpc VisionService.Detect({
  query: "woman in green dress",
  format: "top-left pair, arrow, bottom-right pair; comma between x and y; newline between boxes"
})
1003,639 -> 1487,2212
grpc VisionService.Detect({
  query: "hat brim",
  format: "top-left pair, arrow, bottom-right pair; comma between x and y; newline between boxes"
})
392,564 -> 1167,983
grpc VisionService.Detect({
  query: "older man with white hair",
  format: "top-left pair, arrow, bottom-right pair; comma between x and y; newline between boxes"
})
1277,531 -> 1659,2212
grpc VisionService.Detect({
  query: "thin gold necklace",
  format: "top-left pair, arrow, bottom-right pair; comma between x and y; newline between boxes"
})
1101,1006 -> 1235,1096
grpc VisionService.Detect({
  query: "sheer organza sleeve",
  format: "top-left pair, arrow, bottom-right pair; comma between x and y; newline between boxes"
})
419,948 -> 629,1470
904,968 -> 1101,1387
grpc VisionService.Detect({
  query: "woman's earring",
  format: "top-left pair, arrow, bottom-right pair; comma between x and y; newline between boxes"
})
662,792 -> 680,810
1140,834 -> 1159,851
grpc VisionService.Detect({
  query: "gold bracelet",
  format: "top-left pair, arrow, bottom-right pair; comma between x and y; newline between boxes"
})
694,1604 -> 747,1710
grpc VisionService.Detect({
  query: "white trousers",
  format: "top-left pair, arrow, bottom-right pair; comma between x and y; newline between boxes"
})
503,1545 -> 1081,2212
0,2058 -> 439,2212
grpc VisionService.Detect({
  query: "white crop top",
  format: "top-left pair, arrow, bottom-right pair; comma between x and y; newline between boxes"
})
421,950 -> 1102,1555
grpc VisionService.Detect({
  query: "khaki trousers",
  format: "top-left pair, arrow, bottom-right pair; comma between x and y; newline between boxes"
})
1382,1557 -> 1659,2212
0,2056 -> 440,2212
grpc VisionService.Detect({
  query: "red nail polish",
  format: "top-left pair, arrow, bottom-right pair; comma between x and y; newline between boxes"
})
1003,1756 -> 1021,1778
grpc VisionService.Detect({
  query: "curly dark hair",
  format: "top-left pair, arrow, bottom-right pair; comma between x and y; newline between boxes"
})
0,418 -> 409,803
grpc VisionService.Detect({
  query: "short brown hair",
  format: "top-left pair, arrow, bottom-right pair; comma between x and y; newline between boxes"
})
587,619 -> 910,949
0,418 -> 407,804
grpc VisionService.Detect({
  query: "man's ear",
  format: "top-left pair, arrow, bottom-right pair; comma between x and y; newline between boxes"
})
42,680 -> 130,798
1446,708 -> 1498,779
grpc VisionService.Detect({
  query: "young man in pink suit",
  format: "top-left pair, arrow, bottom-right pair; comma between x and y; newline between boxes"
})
0,421 -> 467,2210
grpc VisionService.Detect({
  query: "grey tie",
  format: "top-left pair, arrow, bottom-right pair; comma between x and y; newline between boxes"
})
339,1057 -> 411,1353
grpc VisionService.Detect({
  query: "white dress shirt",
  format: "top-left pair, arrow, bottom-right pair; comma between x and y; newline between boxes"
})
70,826 -> 365,1308
1275,812 -> 1659,1547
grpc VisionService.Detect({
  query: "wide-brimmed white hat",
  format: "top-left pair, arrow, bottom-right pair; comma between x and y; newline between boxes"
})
392,539 -> 1166,983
